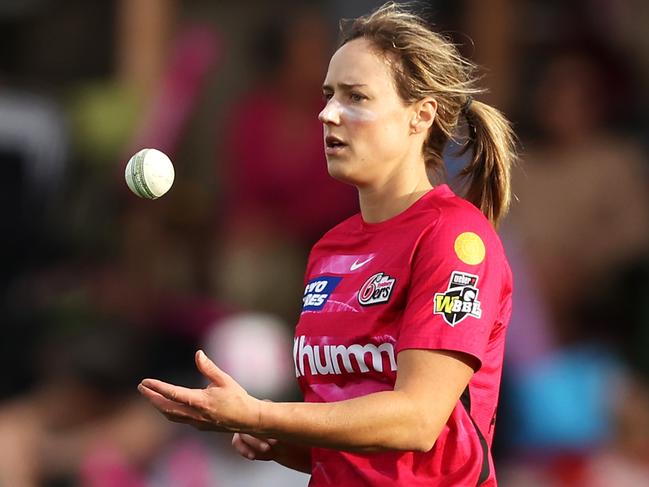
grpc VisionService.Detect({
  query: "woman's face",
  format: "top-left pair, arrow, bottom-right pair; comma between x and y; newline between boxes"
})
319,38 -> 417,187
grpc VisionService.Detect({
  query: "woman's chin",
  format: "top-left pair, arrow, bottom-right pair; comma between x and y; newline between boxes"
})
326,160 -> 361,186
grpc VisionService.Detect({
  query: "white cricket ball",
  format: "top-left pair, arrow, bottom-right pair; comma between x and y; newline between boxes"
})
125,148 -> 175,199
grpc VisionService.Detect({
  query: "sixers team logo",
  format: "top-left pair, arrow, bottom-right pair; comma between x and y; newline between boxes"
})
434,271 -> 482,326
303,276 -> 342,311
358,272 -> 396,306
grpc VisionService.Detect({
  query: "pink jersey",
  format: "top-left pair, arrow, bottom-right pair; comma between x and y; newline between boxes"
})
294,184 -> 513,486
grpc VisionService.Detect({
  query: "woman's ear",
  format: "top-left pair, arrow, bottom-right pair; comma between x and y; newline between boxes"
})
410,97 -> 437,134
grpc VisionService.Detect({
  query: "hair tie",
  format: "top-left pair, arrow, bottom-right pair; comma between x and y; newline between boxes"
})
462,96 -> 473,115
462,96 -> 476,140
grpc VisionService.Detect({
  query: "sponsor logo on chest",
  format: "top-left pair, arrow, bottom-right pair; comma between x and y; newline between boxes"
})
302,276 -> 342,311
293,335 -> 397,377
358,272 -> 396,306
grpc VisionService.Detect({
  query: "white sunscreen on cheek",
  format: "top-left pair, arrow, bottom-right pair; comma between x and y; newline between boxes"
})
340,105 -> 377,123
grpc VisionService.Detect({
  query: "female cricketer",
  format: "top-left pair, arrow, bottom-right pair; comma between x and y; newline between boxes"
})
139,3 -> 516,485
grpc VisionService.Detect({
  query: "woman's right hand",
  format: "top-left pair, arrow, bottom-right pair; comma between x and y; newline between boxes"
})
232,433 -> 278,461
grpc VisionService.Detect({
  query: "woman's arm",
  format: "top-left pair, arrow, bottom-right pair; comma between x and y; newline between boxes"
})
258,348 -> 476,452
138,348 -> 476,452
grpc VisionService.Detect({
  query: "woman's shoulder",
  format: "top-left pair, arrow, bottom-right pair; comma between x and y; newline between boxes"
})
422,186 -> 496,235
419,188 -> 507,262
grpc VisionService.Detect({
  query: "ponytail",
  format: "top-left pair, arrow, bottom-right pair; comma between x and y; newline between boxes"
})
340,2 -> 517,227
458,100 -> 516,228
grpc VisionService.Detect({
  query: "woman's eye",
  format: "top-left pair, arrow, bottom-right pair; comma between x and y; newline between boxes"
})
323,92 -> 333,102
350,93 -> 365,102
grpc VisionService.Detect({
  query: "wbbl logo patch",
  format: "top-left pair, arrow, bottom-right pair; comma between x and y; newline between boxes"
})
303,276 -> 342,311
434,271 -> 482,326
358,272 -> 396,306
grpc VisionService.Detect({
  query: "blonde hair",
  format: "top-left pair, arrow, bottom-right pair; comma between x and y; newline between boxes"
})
340,2 -> 516,227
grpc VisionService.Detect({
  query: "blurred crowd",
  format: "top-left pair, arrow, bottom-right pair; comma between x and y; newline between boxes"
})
1,0 -> 648,485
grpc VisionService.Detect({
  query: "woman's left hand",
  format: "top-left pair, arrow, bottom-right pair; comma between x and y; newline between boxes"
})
137,350 -> 261,433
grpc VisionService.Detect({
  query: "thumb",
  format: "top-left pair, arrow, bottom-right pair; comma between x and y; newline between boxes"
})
195,350 -> 232,386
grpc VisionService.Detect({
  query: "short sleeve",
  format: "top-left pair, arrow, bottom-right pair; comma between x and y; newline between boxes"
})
396,208 -> 506,368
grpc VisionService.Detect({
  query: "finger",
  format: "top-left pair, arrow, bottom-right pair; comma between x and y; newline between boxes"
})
139,379 -> 205,409
139,384 -> 232,432
138,384 -> 201,420
232,433 -> 257,460
139,385 -> 231,432
239,433 -> 271,452
195,350 -> 234,387
138,384 -> 202,421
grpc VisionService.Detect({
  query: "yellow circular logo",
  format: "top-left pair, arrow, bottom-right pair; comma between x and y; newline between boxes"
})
454,232 -> 485,265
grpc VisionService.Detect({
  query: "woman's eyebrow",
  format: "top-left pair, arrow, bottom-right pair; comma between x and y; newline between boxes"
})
322,83 -> 368,91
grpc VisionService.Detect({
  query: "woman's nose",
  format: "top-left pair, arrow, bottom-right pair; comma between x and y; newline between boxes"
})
318,99 -> 341,125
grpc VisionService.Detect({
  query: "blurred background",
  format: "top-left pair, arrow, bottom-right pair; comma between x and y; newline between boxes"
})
1,0 -> 648,485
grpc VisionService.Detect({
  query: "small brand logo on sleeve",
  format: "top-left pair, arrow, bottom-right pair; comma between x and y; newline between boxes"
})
302,276 -> 342,311
434,271 -> 482,326
454,232 -> 485,265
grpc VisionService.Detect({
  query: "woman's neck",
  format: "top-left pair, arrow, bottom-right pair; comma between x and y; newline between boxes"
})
358,170 -> 433,223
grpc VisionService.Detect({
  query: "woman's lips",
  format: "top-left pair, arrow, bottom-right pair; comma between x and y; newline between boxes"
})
325,135 -> 348,155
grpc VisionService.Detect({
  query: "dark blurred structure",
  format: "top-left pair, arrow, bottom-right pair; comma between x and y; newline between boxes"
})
487,1 -> 649,485
0,0 -> 648,485
211,7 -> 358,321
